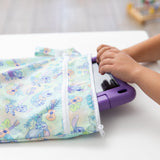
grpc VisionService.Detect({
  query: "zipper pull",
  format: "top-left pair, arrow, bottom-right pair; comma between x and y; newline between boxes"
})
98,124 -> 105,137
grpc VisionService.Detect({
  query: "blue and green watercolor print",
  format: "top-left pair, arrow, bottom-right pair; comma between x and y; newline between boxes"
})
0,48 -> 102,143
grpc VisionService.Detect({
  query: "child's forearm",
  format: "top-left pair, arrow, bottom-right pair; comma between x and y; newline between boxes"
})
134,66 -> 160,104
122,34 -> 160,62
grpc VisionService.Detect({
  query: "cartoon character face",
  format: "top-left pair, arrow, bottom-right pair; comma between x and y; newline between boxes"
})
35,122 -> 43,130
16,105 -> 27,112
41,123 -> 48,130
40,76 -> 51,83
5,103 -> 17,116
31,75 -> 51,87
5,100 -> 27,116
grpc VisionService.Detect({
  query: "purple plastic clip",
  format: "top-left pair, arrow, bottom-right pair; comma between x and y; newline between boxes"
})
92,57 -> 136,111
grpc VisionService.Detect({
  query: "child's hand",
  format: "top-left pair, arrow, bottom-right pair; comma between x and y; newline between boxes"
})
97,45 -> 143,83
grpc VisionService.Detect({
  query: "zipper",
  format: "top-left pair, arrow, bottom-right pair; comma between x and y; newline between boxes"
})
87,54 -> 105,137
62,55 -> 70,135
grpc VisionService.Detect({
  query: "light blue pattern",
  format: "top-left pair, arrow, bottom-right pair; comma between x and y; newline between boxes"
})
0,48 -> 101,143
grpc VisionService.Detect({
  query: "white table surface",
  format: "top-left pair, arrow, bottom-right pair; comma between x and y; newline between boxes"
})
1,31 -> 160,160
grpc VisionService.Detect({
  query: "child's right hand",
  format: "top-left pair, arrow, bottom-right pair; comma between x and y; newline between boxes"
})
97,44 -> 143,83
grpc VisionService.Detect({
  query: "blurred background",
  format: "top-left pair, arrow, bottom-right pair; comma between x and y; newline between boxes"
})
0,0 -> 159,37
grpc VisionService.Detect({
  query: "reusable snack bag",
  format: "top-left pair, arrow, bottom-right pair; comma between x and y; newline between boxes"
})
0,48 -> 104,143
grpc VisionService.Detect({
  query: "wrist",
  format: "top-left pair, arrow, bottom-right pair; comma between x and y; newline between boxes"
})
121,48 -> 131,56
132,65 -> 146,84
122,47 -> 138,61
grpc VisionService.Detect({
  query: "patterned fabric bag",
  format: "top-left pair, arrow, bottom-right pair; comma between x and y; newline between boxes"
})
0,48 -> 104,143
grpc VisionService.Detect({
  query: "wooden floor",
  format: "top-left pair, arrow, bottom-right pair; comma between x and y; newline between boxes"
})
0,0 -> 159,37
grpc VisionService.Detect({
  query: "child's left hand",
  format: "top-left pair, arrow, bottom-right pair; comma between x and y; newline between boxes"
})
96,44 -> 120,63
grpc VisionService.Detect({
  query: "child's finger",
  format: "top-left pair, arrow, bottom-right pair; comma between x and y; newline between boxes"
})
97,47 -> 111,63
99,51 -> 117,62
99,65 -> 113,75
97,44 -> 111,53
99,58 -> 113,69
109,48 -> 119,53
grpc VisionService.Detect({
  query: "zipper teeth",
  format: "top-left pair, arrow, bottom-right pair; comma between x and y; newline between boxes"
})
87,55 -> 105,136
62,55 -> 70,134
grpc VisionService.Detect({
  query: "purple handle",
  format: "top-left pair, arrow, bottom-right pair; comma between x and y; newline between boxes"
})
92,57 -> 136,111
